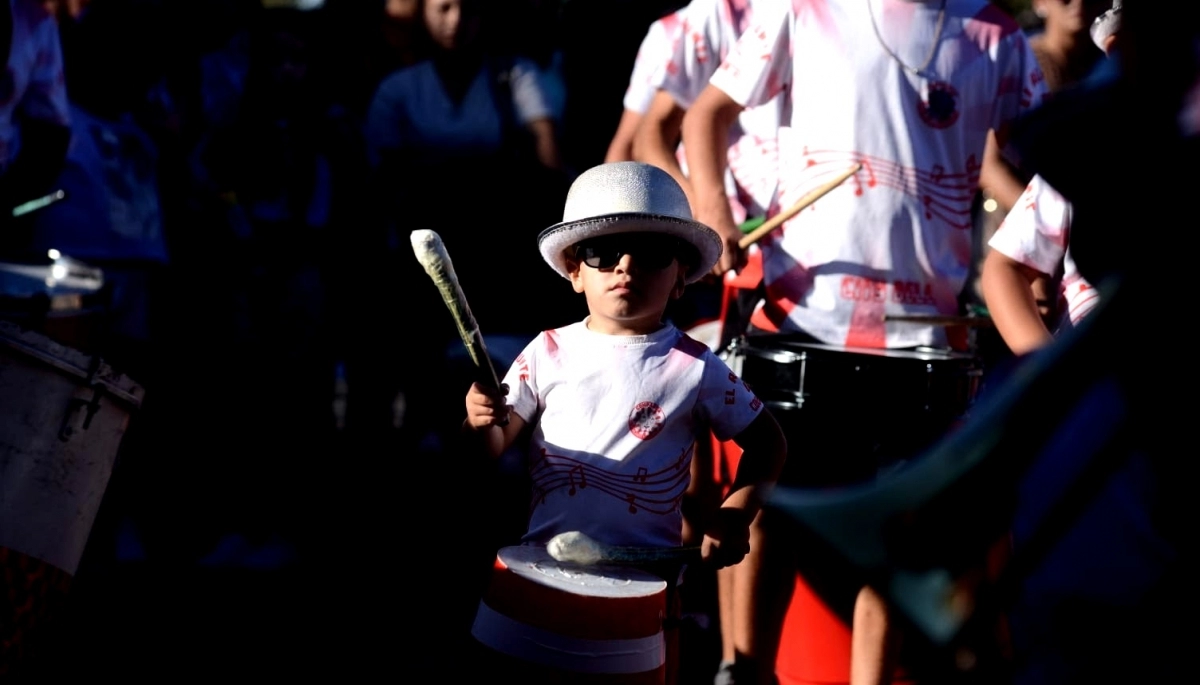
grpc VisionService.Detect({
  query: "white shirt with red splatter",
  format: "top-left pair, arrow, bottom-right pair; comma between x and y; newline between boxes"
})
988,174 -> 1099,332
623,10 -> 685,116
504,319 -> 763,549
657,0 -> 783,221
710,0 -> 1046,348
0,0 -> 70,173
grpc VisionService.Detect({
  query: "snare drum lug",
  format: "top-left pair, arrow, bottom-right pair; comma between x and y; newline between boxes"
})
58,355 -> 107,441
58,397 -> 84,441
81,386 -> 103,429
58,389 -> 103,442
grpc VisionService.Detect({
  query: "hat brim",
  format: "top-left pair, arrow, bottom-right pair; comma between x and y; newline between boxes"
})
538,213 -> 722,284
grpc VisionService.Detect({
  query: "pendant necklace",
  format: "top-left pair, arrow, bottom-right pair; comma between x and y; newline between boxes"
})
867,0 -> 959,128
867,0 -> 947,99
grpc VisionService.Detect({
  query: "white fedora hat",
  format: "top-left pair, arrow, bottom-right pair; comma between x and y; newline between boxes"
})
537,162 -> 722,284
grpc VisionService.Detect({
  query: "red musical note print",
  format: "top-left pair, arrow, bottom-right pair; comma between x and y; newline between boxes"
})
528,447 -> 693,517
779,151 -> 976,229
568,465 -> 587,496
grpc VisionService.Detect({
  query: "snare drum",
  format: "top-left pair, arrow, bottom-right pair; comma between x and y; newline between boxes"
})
0,319 -> 143,674
471,545 -> 669,684
729,335 -> 982,487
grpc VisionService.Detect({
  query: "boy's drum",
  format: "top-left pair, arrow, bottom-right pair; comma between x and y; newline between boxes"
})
727,335 -> 983,487
471,545 -> 669,684
0,319 -> 143,673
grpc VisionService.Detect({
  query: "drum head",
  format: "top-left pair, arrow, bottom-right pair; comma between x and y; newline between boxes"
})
498,545 -> 667,598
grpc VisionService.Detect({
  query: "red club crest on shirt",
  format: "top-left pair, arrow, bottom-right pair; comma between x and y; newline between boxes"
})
629,401 -> 666,440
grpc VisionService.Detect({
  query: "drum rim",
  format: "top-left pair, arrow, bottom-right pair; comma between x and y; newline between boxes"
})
0,320 -> 143,408
740,336 -> 978,362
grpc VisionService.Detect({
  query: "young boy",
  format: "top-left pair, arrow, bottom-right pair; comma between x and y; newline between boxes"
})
463,161 -> 788,682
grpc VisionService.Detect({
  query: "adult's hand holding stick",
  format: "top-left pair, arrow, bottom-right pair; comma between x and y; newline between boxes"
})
738,162 -> 863,249
410,229 -> 508,425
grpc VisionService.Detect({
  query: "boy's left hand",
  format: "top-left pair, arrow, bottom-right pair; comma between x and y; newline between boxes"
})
701,506 -> 753,568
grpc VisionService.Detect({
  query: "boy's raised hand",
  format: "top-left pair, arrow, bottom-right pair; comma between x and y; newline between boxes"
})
465,382 -> 511,430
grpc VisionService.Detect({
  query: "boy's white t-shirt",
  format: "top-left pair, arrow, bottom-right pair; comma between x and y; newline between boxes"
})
988,174 -> 1099,331
504,319 -> 764,549
710,0 -> 1045,348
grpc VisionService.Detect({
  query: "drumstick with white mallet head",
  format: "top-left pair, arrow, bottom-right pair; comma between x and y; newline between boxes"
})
410,229 -> 508,426
737,162 -> 863,249
547,530 -> 702,566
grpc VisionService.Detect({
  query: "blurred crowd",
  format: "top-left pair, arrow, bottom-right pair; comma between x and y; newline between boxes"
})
4,0 -> 689,678
11,0 -> 704,565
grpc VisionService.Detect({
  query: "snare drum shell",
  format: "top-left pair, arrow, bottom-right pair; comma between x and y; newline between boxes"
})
0,321 -> 143,576
471,545 -> 668,681
731,338 -> 982,488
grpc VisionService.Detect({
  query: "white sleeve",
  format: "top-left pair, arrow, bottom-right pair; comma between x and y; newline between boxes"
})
656,0 -> 727,109
501,334 -> 544,425
695,350 -> 764,442
622,15 -> 676,114
988,175 -> 1072,277
707,2 -> 792,109
509,58 -> 553,124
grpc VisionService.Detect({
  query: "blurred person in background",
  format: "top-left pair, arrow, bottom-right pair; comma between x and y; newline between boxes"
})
0,0 -> 70,254
355,0 -> 577,455
971,0 -> 1109,354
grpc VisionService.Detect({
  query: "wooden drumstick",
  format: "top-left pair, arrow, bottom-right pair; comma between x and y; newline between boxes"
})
410,229 -> 508,425
738,162 -> 863,249
547,531 -> 702,566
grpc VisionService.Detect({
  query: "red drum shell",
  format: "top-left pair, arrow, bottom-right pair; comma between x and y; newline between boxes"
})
471,545 -> 668,681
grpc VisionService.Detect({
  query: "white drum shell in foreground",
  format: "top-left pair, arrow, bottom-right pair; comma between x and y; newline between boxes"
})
0,320 -> 143,575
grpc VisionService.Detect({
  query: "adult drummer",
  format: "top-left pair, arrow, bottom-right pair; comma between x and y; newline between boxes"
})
681,1 -> 1046,683
604,7 -> 685,163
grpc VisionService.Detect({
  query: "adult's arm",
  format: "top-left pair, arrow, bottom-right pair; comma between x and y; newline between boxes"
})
632,90 -> 691,204
604,108 -> 643,163
681,84 -> 745,275
981,250 -> 1054,355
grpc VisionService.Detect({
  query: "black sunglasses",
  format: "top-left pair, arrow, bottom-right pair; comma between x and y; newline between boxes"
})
573,234 -> 687,271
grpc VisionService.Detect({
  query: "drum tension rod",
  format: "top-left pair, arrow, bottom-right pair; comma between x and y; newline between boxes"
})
58,354 -> 105,442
